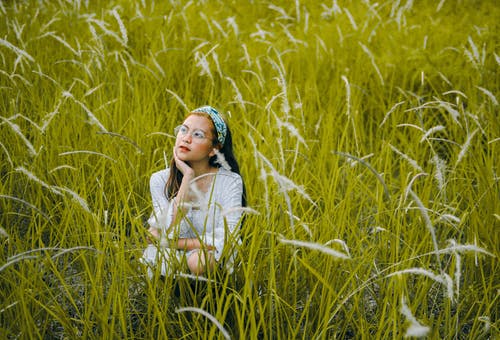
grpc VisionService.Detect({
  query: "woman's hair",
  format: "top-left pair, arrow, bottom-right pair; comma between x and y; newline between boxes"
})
165,112 -> 246,206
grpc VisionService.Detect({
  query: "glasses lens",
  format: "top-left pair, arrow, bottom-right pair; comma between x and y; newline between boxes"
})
192,130 -> 206,139
174,125 -> 184,135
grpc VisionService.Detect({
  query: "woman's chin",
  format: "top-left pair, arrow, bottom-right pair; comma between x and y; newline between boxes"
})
177,155 -> 193,164
175,150 -> 189,159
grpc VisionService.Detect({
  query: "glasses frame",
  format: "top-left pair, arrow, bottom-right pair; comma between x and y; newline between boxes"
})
174,124 -> 213,143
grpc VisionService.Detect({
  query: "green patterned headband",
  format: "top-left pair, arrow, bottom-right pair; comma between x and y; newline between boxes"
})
192,106 -> 227,145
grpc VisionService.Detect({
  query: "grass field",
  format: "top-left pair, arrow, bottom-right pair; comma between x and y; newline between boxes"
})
0,0 -> 498,338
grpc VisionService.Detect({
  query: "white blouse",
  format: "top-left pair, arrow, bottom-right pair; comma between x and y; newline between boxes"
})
147,167 -> 244,261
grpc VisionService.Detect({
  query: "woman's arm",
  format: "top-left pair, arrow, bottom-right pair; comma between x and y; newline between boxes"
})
169,147 -> 195,230
146,170 -> 171,240
170,174 -> 192,226
146,166 -> 194,241
172,238 -> 215,251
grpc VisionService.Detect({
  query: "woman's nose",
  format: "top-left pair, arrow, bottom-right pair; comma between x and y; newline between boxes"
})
182,133 -> 192,143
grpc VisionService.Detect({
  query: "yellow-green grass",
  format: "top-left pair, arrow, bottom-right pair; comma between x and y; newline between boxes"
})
0,0 -> 498,338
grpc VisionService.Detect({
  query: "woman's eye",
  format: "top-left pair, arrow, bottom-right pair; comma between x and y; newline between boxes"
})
179,126 -> 188,134
192,130 -> 205,139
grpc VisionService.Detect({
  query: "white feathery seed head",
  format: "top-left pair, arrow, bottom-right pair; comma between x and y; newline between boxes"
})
400,297 -> 431,338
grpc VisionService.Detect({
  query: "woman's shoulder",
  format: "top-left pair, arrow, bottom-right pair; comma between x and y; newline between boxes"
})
150,168 -> 170,186
216,168 -> 242,183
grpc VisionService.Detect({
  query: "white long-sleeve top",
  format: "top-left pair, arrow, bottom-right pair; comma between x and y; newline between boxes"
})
147,167 -> 244,261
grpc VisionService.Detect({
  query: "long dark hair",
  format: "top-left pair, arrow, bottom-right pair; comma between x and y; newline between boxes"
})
165,112 -> 246,206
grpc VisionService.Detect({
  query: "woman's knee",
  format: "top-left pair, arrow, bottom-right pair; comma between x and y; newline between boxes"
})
187,250 -> 215,275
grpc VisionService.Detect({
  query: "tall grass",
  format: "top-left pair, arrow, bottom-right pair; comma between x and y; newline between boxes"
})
1,0 -> 498,338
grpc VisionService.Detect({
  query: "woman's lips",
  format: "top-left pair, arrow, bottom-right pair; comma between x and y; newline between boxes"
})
178,145 -> 190,152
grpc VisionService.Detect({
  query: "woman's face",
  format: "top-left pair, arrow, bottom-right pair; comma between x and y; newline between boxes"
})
175,114 -> 216,164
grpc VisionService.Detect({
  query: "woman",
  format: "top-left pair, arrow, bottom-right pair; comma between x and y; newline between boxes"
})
141,106 -> 245,277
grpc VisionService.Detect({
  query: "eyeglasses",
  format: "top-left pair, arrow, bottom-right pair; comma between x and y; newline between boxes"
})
174,124 -> 210,141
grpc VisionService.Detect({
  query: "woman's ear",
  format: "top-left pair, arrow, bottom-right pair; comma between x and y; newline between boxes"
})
209,147 -> 218,158
209,143 -> 222,158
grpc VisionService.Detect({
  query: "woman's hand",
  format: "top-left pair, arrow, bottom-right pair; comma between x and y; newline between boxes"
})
146,227 -> 160,244
173,147 -> 194,178
175,238 -> 216,251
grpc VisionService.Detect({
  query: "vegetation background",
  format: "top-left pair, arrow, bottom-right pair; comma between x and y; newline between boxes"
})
0,0 -> 498,338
